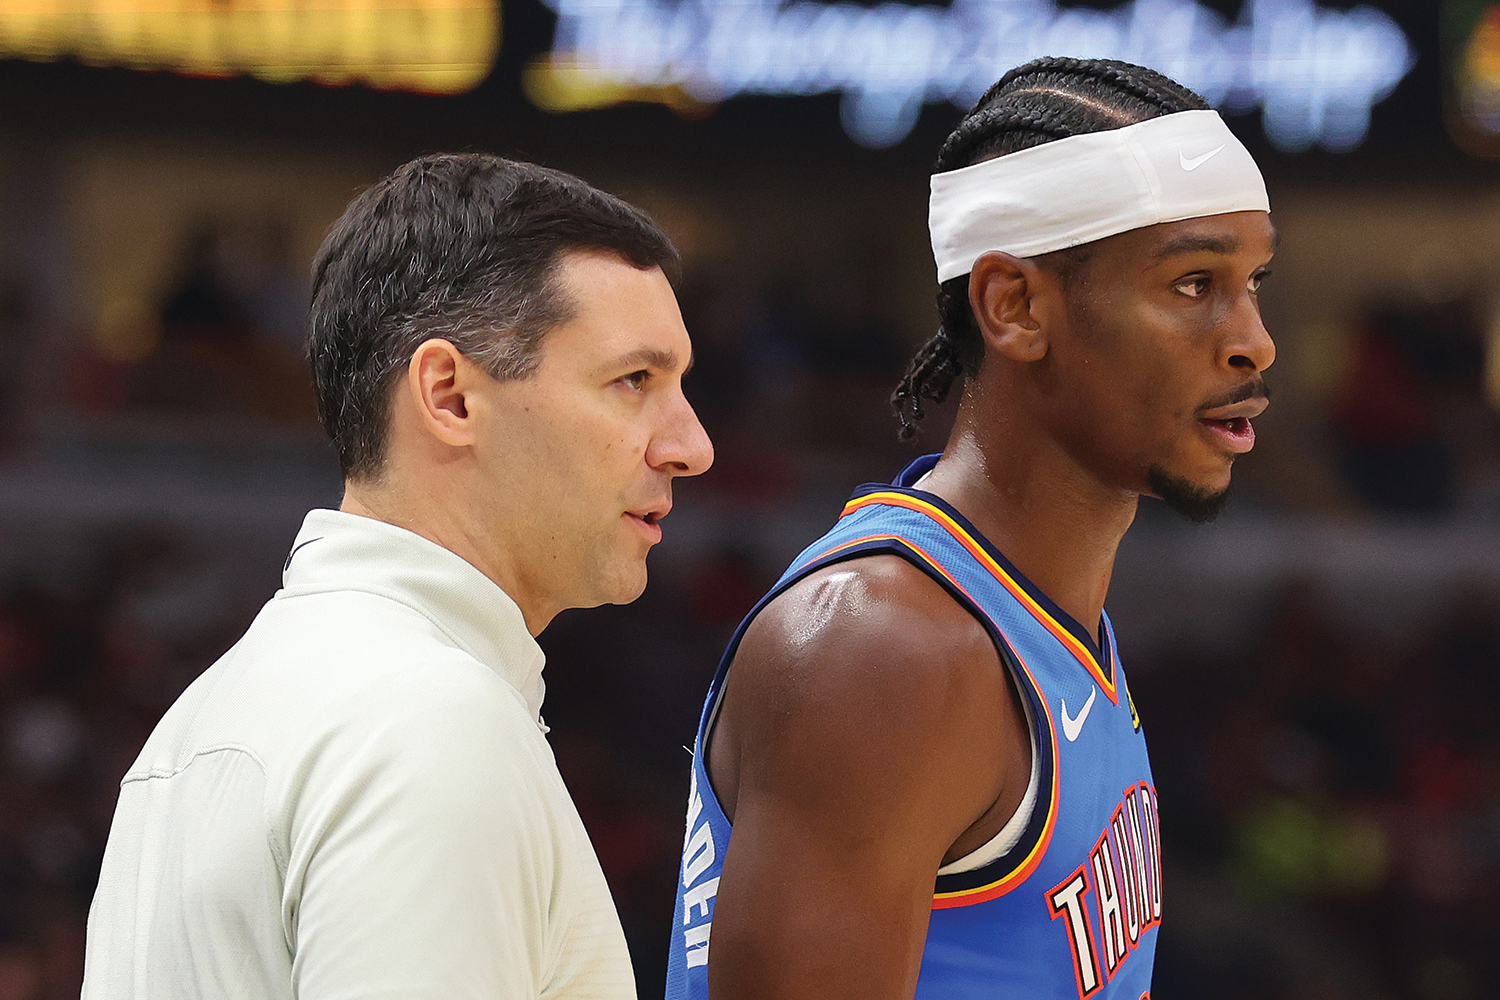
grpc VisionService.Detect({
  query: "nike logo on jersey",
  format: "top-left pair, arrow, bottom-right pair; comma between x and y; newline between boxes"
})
1179,145 -> 1225,171
1060,685 -> 1098,742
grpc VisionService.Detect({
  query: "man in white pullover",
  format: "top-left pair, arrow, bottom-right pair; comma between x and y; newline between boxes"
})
82,154 -> 714,1000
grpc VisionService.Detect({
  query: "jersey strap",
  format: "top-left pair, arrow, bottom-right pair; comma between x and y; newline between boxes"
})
837,488 -> 1119,705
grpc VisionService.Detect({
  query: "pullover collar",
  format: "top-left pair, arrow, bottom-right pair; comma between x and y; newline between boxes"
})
280,509 -> 547,725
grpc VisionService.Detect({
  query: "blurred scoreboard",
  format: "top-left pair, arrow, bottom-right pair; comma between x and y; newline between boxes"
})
0,0 -> 1430,155
0,0 -> 498,94
528,0 -> 1415,151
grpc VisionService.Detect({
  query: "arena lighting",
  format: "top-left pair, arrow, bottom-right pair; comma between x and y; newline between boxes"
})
0,0 -> 498,95
1447,0 -> 1500,155
527,0 -> 1414,151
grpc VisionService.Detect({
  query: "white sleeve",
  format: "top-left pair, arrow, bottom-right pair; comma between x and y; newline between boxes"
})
281,667 -> 565,1000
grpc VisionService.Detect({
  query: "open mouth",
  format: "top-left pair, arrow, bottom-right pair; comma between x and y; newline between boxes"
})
1205,416 -> 1250,436
625,507 -> 668,541
1199,415 -> 1256,452
1197,381 -> 1267,456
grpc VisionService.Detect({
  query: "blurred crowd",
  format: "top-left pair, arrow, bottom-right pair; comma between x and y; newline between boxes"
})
1142,579 -> 1500,1000
66,219 -> 313,425
0,205 -> 1499,1000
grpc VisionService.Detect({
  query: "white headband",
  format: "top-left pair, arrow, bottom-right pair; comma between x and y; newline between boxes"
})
929,109 -> 1269,282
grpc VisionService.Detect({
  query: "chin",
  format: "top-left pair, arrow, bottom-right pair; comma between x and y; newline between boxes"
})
1145,465 -> 1230,524
598,564 -> 649,607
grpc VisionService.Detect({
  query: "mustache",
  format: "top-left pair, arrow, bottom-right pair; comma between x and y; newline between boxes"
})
1200,377 -> 1270,412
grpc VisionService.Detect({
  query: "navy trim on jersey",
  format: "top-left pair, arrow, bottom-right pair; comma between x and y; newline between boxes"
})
862,455 -> 1114,690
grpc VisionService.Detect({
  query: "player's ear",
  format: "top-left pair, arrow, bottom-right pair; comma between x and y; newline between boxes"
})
969,252 -> 1052,363
406,338 -> 480,447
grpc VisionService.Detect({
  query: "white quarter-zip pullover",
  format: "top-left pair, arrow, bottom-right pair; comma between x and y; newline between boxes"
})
83,509 -> 636,1000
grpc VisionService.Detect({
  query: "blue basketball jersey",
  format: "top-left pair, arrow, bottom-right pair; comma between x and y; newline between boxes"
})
667,455 -> 1161,1000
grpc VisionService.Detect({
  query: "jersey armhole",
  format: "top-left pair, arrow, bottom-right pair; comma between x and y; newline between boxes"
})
936,688 -> 1041,876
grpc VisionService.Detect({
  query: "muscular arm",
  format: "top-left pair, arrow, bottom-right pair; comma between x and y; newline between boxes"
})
705,555 -> 1033,1000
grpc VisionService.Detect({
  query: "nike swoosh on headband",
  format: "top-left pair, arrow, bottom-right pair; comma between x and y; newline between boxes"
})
1179,145 -> 1226,171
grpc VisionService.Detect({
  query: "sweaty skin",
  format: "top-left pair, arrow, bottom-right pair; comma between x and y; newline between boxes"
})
706,211 -> 1276,1000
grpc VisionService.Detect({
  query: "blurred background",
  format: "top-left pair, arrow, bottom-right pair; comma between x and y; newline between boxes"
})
0,0 -> 1498,997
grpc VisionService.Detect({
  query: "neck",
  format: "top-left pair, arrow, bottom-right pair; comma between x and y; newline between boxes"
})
917,390 -> 1138,637
339,479 -> 555,637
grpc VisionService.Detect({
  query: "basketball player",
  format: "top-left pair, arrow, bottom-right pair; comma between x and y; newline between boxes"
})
84,155 -> 712,999
666,59 -> 1274,999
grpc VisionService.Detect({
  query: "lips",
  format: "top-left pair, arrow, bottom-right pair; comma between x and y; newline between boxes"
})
624,502 -> 671,544
627,503 -> 671,525
1197,394 -> 1267,455
1199,415 -> 1256,453
624,513 -> 662,545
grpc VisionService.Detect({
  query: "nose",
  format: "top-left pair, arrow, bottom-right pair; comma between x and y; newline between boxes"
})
1224,295 -> 1275,374
648,389 -> 715,478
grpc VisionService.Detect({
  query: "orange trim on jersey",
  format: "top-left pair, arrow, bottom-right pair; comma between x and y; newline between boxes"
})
842,492 -> 1118,704
793,534 -> 977,615
792,532 -> 1062,906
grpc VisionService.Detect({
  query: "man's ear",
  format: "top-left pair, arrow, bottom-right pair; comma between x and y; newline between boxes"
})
968,252 -> 1059,363
405,338 -> 479,448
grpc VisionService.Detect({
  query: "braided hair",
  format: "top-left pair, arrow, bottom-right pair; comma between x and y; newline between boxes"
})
891,57 -> 1210,439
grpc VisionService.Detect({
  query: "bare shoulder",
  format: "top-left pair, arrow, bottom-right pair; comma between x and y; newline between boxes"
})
741,553 -> 999,698
709,553 -> 1011,821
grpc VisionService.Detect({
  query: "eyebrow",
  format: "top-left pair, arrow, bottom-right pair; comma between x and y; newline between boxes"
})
603,347 -> 693,375
1152,225 -> 1280,262
1151,233 -> 1242,260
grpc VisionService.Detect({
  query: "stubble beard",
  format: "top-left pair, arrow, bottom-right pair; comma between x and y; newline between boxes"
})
1145,465 -> 1230,525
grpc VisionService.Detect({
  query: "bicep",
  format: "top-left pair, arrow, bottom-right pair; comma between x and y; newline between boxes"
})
709,790 -> 941,1000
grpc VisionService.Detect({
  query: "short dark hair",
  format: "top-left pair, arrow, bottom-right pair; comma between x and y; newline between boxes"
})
308,153 -> 680,479
891,57 -> 1210,439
